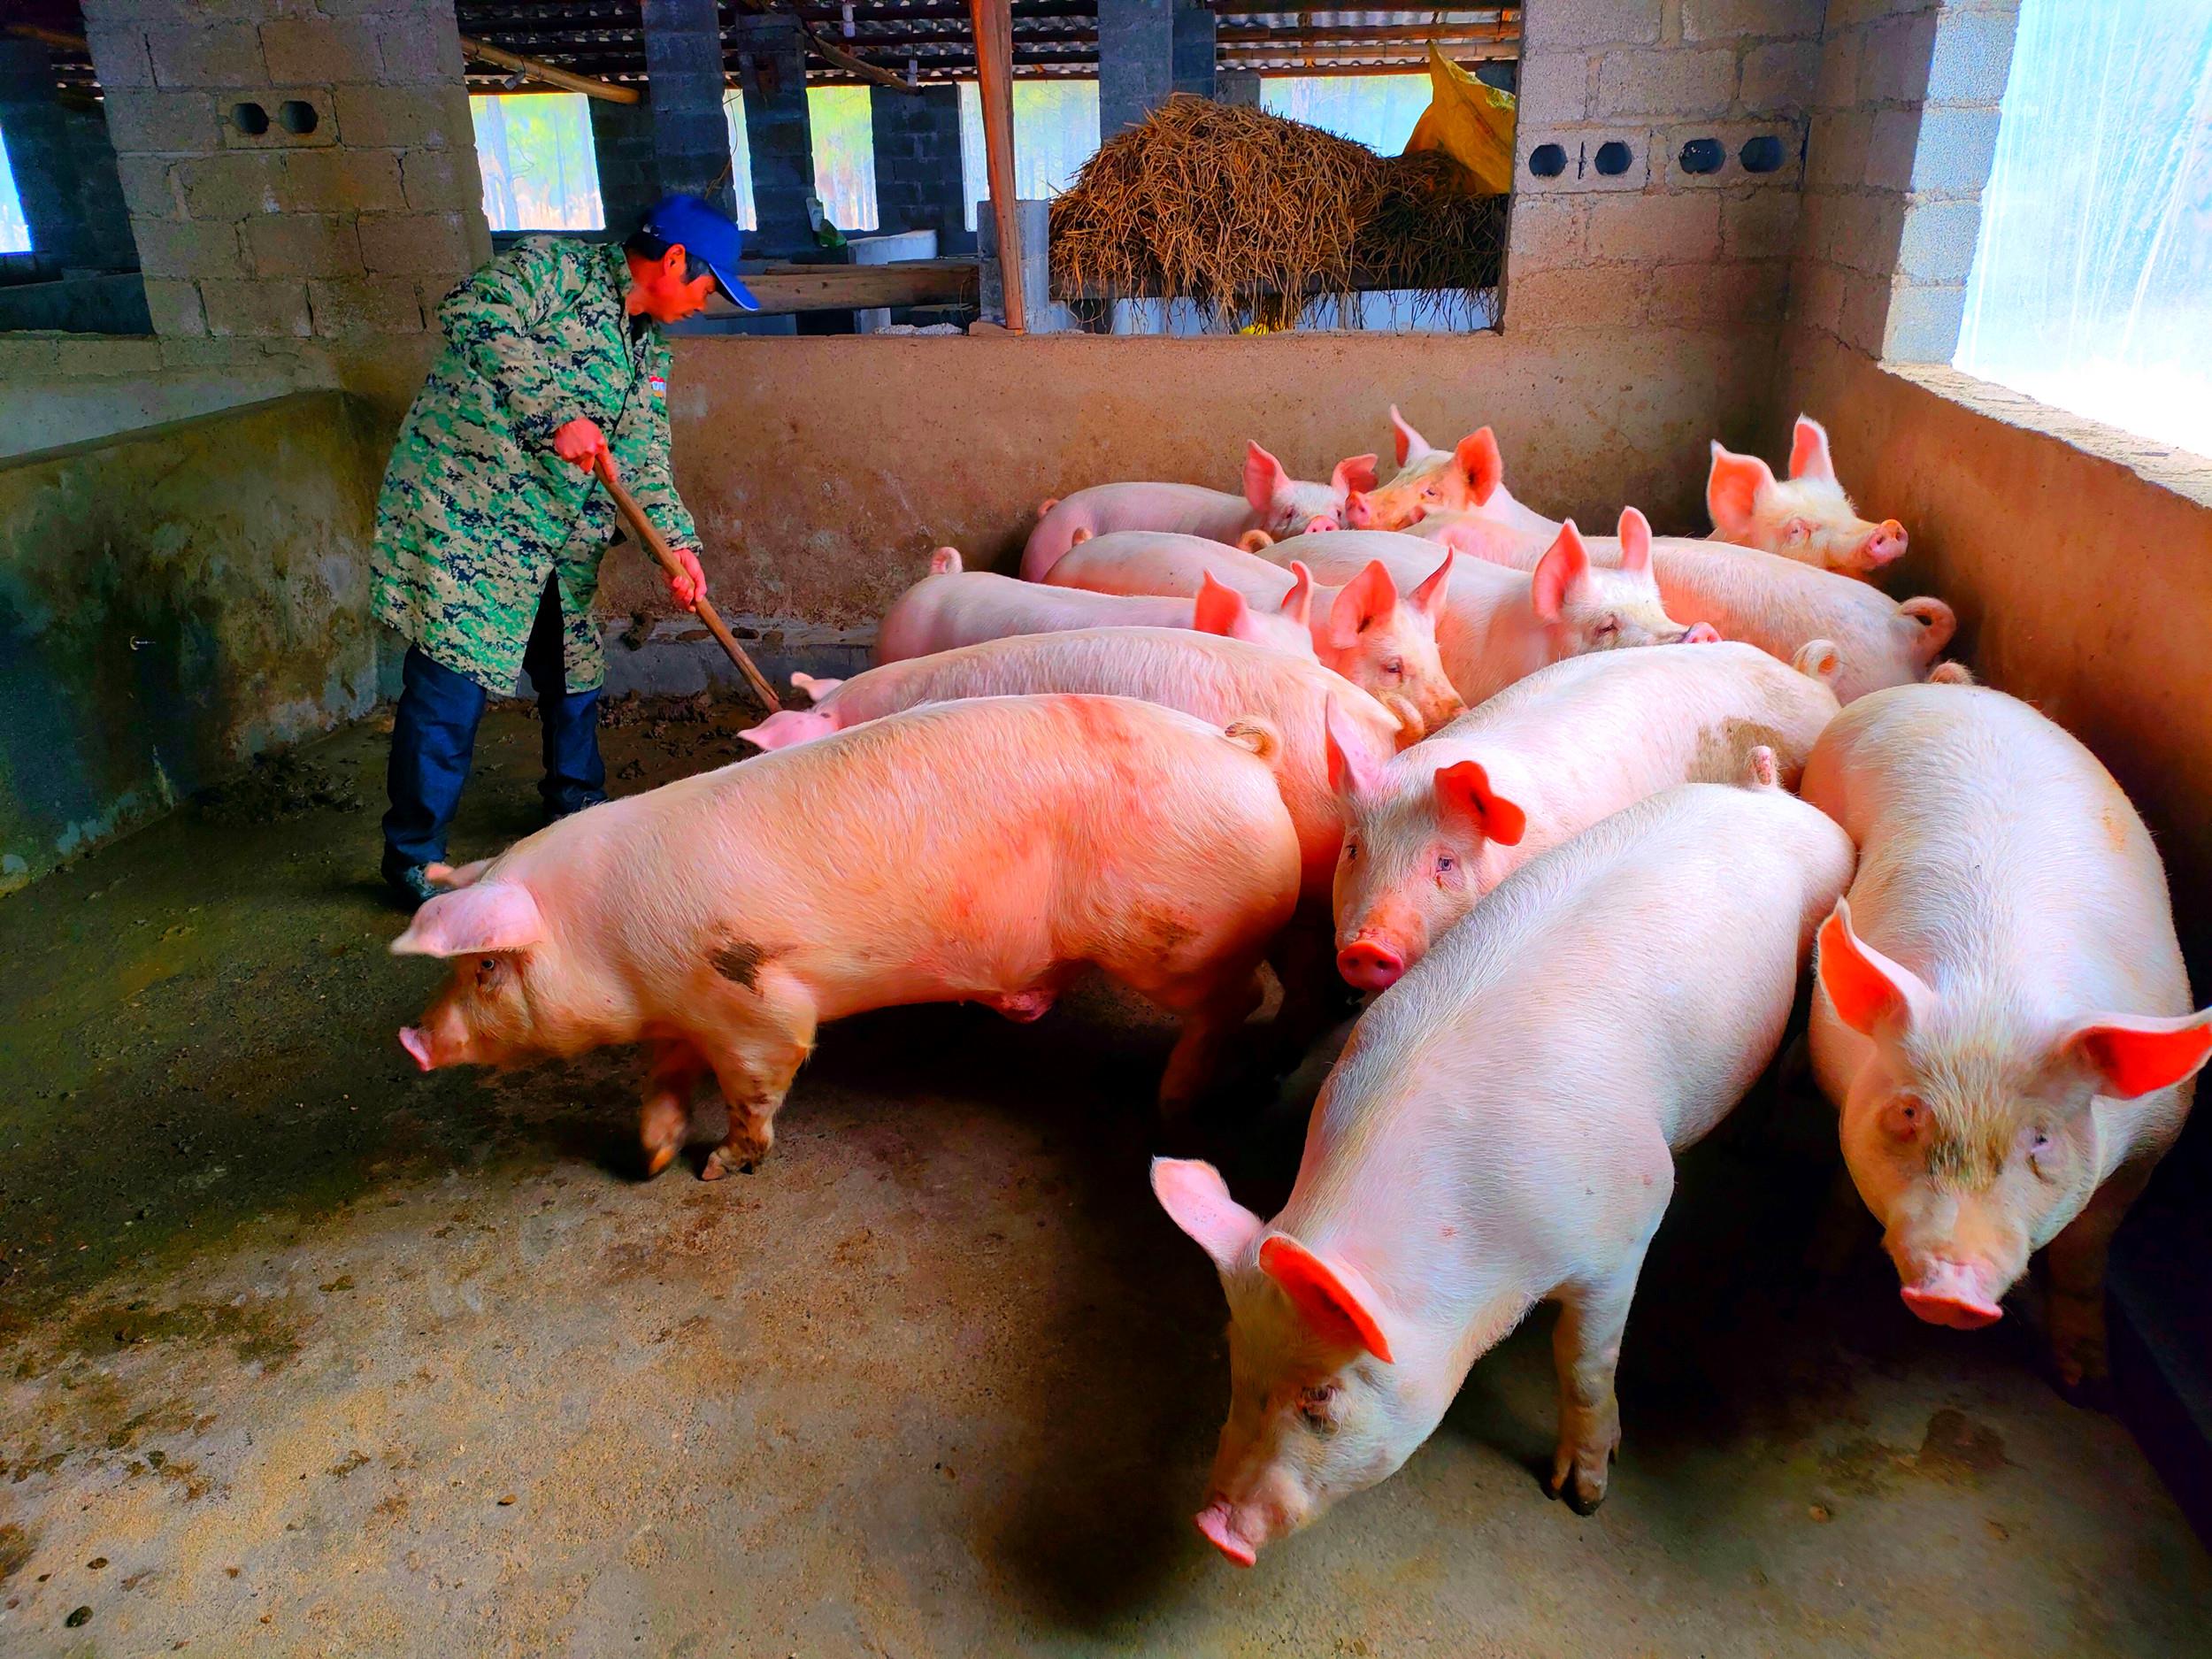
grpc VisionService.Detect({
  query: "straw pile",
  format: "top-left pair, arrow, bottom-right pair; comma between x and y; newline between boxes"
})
1049,96 -> 1505,330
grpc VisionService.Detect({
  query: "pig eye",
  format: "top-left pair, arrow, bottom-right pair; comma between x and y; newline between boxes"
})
474,955 -> 504,989
1786,518 -> 1812,546
1434,851 -> 1456,877
2027,1127 -> 2055,1177
1594,614 -> 1620,637
1884,1096 -> 1923,1142
1342,838 -> 1360,863
1382,657 -> 1405,678
1296,1383 -> 1342,1434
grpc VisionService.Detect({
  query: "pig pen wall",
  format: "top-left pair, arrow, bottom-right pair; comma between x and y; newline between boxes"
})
645,325 -> 1780,638
0,389 -> 387,894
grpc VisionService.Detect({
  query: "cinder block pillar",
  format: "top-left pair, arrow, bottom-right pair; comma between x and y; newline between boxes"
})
1098,0 -> 1173,136
641,0 -> 737,219
869,82 -> 970,253
1217,70 -> 1261,108
727,12 -> 814,257
0,39 -> 96,272
590,95 -> 662,238
1171,0 -> 1216,102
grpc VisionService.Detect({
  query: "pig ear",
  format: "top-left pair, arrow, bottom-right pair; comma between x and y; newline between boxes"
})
1790,416 -> 1838,484
1816,899 -> 1931,1038
1327,560 -> 1400,649
788,672 -> 842,703
1530,520 -> 1590,623
1192,572 -> 1252,640
391,881 -> 546,958
1152,1158 -> 1264,1271
1259,1235 -> 1394,1363
2056,1010 -> 2212,1102
1243,440 -> 1291,512
1432,758 -> 1525,846
1454,427 -> 1504,506
740,709 -> 837,750
1617,506 -> 1654,576
1281,561 -> 1315,631
1389,403 -> 1431,466
1324,696 -> 1385,798
929,546 -> 964,576
1332,453 -> 1379,497
1707,442 -> 1775,539
1409,548 -> 1454,625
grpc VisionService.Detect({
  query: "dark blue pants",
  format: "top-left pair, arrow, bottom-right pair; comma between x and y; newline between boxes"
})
381,576 -> 605,879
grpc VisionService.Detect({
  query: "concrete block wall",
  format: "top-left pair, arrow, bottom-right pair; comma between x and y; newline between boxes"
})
871,83 -> 972,255
1789,0 -> 2016,365
80,0 -> 491,345
1509,0 -> 1823,332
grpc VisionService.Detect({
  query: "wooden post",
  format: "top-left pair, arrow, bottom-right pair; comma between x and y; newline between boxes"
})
967,0 -> 1026,334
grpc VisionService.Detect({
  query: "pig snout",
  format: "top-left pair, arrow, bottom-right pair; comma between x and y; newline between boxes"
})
1682,621 -> 1723,644
1862,519 -> 1908,567
1343,492 -> 1375,529
398,1025 -> 434,1072
1305,514 -> 1340,535
1194,1498 -> 1260,1567
1337,938 -> 1407,993
1899,1259 -> 2005,1330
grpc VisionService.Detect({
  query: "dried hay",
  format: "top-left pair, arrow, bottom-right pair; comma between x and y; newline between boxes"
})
1049,96 -> 1505,330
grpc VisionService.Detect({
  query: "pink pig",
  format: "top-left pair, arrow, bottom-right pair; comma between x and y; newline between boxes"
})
1340,406 -> 1559,536
1328,639 -> 1839,989
1256,519 -> 1717,705
739,627 -> 1422,903
1429,505 -> 1955,704
1022,443 -> 1379,580
394,695 -> 1302,1178
1043,530 -> 1465,733
1708,415 -> 1908,579
1156,776 -> 1855,1562
875,547 -> 1319,666
1804,682 -> 2211,1387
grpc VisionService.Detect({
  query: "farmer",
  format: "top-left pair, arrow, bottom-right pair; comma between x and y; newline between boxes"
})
369,194 -> 757,909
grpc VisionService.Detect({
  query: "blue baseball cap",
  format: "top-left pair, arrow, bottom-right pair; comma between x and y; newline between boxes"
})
639,193 -> 759,311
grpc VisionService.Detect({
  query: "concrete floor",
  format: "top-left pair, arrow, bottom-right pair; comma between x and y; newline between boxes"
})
2,700 -> 2208,1657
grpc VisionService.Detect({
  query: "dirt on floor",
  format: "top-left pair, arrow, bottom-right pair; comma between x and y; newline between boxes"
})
1,700 -> 2208,1657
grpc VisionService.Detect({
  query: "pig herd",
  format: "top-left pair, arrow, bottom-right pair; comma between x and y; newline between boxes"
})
390,411 -> 2210,1569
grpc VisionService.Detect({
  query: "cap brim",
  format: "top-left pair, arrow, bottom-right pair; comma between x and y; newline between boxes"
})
708,262 -> 759,312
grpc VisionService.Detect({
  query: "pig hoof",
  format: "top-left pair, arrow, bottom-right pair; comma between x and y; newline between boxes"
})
643,1143 -> 678,1179
701,1147 -> 763,1182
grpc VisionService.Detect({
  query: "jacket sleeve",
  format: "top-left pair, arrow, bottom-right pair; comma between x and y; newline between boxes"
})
434,239 -> 588,449
618,358 -> 700,549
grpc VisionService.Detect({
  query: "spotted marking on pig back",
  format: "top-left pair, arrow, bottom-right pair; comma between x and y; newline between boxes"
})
710,938 -> 781,991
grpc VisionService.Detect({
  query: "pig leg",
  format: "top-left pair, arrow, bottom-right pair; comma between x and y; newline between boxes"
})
1267,913 -> 1354,1064
639,1040 -> 710,1179
1153,964 -> 1268,1119
694,994 -> 819,1181
2042,1162 -> 2150,1397
1548,1254 -> 1650,1515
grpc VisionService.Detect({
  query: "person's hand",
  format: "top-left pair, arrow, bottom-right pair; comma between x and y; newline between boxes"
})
552,417 -> 608,472
667,548 -> 706,608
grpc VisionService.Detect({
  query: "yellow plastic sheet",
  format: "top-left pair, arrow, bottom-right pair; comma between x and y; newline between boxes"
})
1402,44 -> 1517,196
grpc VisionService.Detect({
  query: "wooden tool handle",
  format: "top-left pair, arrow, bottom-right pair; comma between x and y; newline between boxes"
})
593,449 -> 781,714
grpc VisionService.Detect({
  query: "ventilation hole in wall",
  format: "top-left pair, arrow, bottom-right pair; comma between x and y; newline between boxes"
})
1528,142 -> 1567,179
1594,141 -> 1633,177
1740,134 -> 1786,174
1679,137 -> 1725,175
278,100 -> 319,136
231,102 -> 270,136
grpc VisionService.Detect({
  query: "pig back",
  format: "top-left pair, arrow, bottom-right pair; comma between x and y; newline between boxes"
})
692,694 -> 1304,1014
1045,532 -> 1293,605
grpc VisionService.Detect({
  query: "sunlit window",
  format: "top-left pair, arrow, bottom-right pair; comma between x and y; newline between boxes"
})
724,87 -> 880,236
957,80 -> 1102,230
472,93 -> 605,232
0,121 -> 32,254
1955,0 -> 2212,459
1261,74 -> 1432,155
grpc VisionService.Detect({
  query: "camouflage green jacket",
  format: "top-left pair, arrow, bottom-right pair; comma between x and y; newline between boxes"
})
370,237 -> 699,693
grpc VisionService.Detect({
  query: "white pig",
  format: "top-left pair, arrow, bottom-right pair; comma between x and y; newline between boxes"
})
1421,507 -> 1955,704
395,695 -> 1302,1178
1340,406 -> 1561,538
874,547 -> 1319,665
1155,776 -> 1855,1561
1044,530 -> 1465,733
1805,683 -> 2210,1386
1708,415 -> 1908,579
1257,518 -> 1717,705
1022,443 -> 1378,580
1328,640 -> 1839,988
